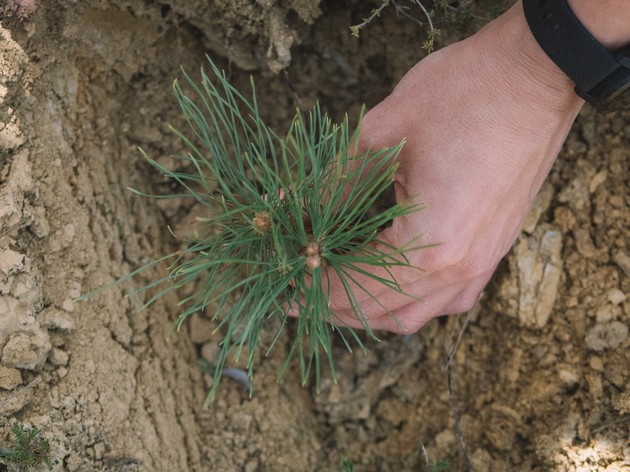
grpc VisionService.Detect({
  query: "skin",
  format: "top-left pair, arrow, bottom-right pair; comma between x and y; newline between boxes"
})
322,0 -> 630,333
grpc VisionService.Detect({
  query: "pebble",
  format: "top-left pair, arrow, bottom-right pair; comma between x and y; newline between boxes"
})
522,182 -> 554,234
189,313 -> 213,344
612,250 -> 630,277
1,331 -> 52,370
514,226 -> 563,328
589,356 -> 604,371
607,289 -> 626,306
588,170 -> 607,193
39,309 -> 75,331
585,321 -> 628,351
50,348 -> 69,366
0,364 -> 23,390
0,248 -> 26,276
585,373 -> 603,399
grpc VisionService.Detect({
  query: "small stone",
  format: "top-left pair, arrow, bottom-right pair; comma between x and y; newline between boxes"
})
9,150 -> 33,193
188,314 -> 213,344
63,223 -> 75,241
553,206 -> 576,234
514,226 -> 563,328
595,305 -> 617,323
434,429 -> 457,450
607,289 -> 626,306
0,387 -> 32,416
612,391 -> 630,414
585,373 -> 603,399
39,309 -> 74,331
522,182 -> 554,234
28,206 -> 50,238
0,248 -> 26,276
589,356 -> 604,371
557,368 -> 580,388
574,228 -> 598,258
61,298 -> 75,313
612,250 -> 630,277
0,184 -> 24,235
585,321 -> 628,351
0,364 -> 23,390
557,176 -> 589,211
244,458 -> 259,472
50,348 -> 69,366
588,170 -> 607,193
201,341 -> 220,364
93,442 -> 106,460
1,331 -> 51,370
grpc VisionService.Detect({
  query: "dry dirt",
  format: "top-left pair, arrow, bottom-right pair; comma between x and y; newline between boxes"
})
0,0 -> 628,471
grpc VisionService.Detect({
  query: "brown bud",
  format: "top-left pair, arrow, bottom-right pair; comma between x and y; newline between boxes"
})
305,241 -> 319,257
306,254 -> 321,270
252,211 -> 271,234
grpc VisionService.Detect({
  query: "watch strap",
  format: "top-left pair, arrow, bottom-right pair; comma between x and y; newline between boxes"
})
523,0 -> 621,92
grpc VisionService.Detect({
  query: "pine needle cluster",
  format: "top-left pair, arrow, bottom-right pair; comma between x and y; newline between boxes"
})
82,58 -> 423,403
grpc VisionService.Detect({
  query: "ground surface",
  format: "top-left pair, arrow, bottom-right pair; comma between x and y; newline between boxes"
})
0,0 -> 628,471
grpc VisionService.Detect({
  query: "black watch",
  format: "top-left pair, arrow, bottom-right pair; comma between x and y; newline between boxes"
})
523,0 -> 630,112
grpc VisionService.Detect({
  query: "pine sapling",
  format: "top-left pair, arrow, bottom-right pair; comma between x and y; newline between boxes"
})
79,58 -> 425,404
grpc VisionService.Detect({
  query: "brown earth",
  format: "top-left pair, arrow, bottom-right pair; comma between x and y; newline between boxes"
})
0,0 -> 628,471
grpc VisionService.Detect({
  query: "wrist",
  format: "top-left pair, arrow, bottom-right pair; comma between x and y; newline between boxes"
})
474,1 -> 583,114
568,0 -> 630,50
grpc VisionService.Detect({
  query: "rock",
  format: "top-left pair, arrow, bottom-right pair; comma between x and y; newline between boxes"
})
574,228 -> 598,258
1,331 -> 51,370
588,170 -> 607,193
522,182 -> 554,234
50,348 -> 69,367
39,309 -> 74,331
0,364 -> 23,390
26,205 -> 50,238
0,296 -> 43,348
557,175 -> 590,211
585,321 -> 628,351
612,250 -> 630,277
553,206 -> 576,233
585,373 -> 603,399
0,248 -> 26,276
434,429 -> 456,450
9,149 -> 33,193
0,183 -> 24,235
512,225 -> 564,328
0,386 -> 32,416
589,356 -> 604,371
557,367 -> 580,388
188,313 -> 213,344
595,305 -> 618,322
612,391 -> 630,414
607,288 -> 626,306
201,341 -> 220,364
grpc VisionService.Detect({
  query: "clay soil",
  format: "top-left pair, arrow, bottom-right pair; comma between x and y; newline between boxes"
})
1,1 -> 629,471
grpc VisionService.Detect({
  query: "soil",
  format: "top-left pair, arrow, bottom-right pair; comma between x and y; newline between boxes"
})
1,0 -> 628,471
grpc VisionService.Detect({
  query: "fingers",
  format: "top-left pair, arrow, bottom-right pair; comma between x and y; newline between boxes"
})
329,271 -> 492,334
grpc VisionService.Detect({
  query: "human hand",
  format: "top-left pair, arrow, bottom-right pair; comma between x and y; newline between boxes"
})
325,1 -> 584,333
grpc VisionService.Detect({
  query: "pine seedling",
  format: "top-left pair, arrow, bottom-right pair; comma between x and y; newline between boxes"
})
80,58 -> 424,404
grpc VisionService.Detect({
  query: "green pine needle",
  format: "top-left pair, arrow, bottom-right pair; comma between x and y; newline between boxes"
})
79,57 -> 425,404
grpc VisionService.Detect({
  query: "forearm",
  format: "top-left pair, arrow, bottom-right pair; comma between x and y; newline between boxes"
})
568,0 -> 630,49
